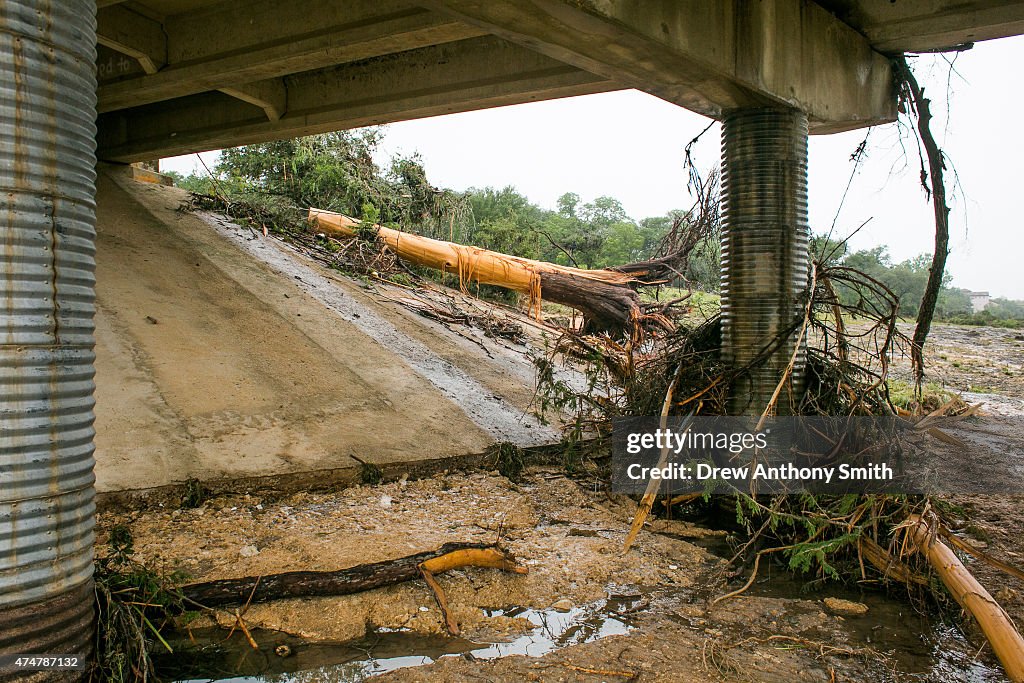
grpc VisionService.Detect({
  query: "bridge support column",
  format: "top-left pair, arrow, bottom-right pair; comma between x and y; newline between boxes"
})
720,108 -> 810,415
0,1 -> 99,678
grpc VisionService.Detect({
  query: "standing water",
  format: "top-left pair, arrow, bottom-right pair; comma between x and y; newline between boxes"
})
158,596 -> 640,682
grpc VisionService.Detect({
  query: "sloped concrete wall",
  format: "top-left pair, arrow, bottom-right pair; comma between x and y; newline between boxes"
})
93,168 -> 555,493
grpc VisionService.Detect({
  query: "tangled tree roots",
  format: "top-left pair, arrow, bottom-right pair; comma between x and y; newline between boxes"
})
534,254 -> 989,604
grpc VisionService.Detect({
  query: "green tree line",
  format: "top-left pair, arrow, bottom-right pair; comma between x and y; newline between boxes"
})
167,131 -> 1022,323
811,239 -> 1023,324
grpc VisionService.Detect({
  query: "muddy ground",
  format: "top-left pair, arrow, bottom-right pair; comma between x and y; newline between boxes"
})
100,471 -> 893,682
891,324 -> 1024,655
98,458 -> 1020,681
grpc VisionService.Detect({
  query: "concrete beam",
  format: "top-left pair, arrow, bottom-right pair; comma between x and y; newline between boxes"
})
816,0 -> 1024,53
424,0 -> 895,133
219,79 -> 288,122
96,4 -> 167,74
97,0 -> 486,113
96,37 -> 619,163
97,45 -> 147,81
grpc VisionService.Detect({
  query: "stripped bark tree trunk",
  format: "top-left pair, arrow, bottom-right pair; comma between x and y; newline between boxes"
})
907,515 -> 1024,682
309,209 -> 677,335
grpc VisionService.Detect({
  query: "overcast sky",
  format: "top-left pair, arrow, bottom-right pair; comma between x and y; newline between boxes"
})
163,35 -> 1024,299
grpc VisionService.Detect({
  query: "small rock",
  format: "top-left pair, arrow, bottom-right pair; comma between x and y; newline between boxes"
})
668,564 -> 679,570
239,545 -> 259,558
551,599 -> 573,612
379,495 -> 392,508
419,606 -> 430,612
823,597 -> 868,617
995,587 -> 1018,603
568,528 -> 598,537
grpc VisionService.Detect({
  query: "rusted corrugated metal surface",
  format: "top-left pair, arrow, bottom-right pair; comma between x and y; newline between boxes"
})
0,582 -> 94,682
0,0 -> 99,670
720,108 -> 810,415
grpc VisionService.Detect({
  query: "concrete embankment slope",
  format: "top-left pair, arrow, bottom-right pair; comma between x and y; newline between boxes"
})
93,167 -> 556,495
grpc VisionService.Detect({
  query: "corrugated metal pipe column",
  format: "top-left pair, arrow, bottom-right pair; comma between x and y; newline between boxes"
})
0,0 -> 99,678
720,108 -> 810,415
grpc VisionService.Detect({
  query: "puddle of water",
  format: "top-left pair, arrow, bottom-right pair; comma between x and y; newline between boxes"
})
678,501 -> 1010,682
157,596 -> 638,682
962,391 -> 1024,416
738,565 -> 1006,682
478,599 -> 634,658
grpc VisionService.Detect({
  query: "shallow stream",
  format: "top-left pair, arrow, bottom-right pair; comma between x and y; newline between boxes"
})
159,568 -> 1006,683
158,595 -> 639,682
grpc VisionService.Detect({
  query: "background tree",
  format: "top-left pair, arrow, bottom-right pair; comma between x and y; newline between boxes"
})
174,132 -> 997,320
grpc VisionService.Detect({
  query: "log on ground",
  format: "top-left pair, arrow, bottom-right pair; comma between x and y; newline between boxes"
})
180,542 -> 526,609
907,515 -> 1024,682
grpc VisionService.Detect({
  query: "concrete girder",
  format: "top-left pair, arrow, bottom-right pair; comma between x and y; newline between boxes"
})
95,36 -> 620,163
817,0 -> 1024,53
219,79 -> 288,122
96,0 -> 487,114
423,0 -> 896,133
96,4 -> 167,74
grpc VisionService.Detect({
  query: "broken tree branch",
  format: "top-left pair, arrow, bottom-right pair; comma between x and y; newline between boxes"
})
622,365 -> 689,554
894,57 -> 951,384
905,514 -> 1024,682
179,542 -> 527,610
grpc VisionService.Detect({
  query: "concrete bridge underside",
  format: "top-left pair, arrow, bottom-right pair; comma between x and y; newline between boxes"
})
5,0 -> 1024,674
92,0 -> 1024,162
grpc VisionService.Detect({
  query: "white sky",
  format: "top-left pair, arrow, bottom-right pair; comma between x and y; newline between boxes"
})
163,35 -> 1024,299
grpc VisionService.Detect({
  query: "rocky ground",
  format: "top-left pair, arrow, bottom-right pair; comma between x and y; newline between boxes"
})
901,323 -> 1024,682
103,471 -> 894,682
891,322 -> 1024,402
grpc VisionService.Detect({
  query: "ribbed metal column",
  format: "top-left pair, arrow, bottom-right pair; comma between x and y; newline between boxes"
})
0,1 -> 98,679
720,108 -> 809,415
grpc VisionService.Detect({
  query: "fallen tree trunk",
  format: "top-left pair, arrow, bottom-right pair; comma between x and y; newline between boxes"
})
308,208 -> 675,334
179,542 -> 526,609
907,515 -> 1024,682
